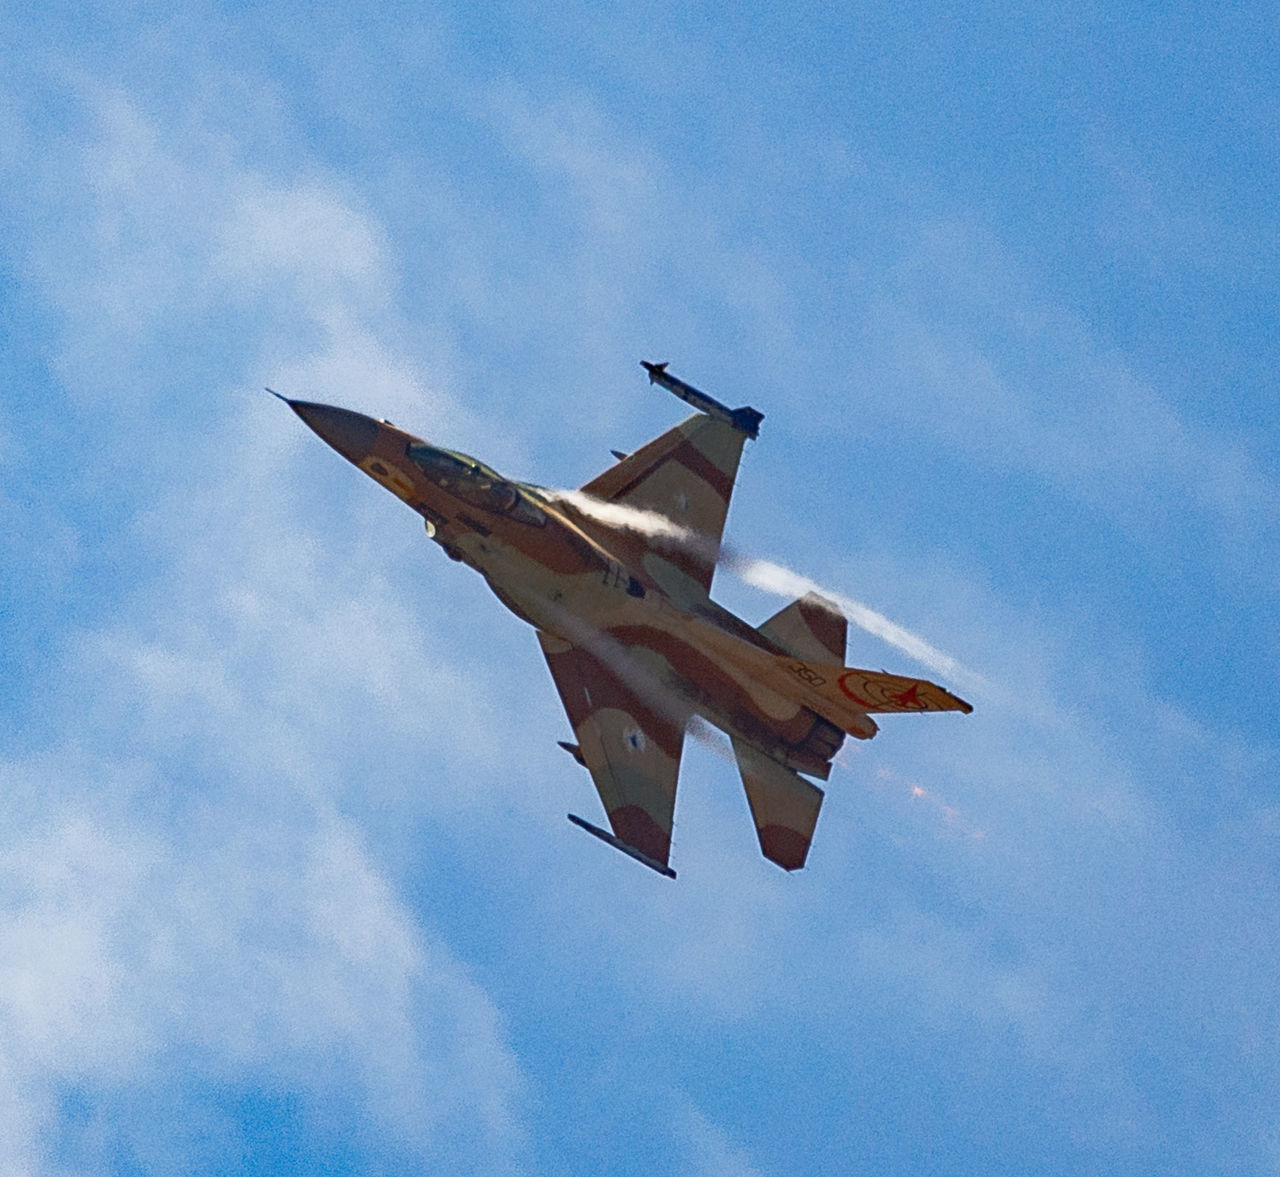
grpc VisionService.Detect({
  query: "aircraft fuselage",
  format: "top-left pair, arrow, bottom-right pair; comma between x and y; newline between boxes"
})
284,399 -> 850,778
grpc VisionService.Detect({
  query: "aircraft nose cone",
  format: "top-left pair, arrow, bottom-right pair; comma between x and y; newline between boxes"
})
284,399 -> 380,463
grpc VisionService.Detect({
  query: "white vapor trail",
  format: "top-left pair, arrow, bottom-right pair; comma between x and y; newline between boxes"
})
542,488 -> 716,558
546,490 -> 984,690
718,550 -> 984,691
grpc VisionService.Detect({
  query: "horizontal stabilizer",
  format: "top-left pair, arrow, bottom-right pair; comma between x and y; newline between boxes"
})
732,739 -> 824,871
834,667 -> 973,714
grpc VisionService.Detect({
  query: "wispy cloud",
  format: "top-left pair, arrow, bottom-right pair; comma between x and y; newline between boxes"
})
866,219 -> 1280,548
0,760 -> 527,1170
0,81 -> 533,1172
675,1102 -> 767,1177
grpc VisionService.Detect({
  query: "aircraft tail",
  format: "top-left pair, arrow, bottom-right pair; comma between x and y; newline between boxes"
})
686,612 -> 973,739
757,592 -> 847,663
732,738 -> 824,871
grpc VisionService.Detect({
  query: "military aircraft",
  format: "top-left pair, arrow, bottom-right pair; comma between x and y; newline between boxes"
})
276,363 -> 971,879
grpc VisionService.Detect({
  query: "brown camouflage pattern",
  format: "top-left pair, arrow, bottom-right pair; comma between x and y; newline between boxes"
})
281,373 -> 971,876
579,415 -> 747,600
732,737 -> 825,871
758,592 -> 848,665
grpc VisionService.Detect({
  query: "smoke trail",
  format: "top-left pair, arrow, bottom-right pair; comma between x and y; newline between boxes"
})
719,549 -> 986,692
546,489 -> 984,691
543,487 -> 714,552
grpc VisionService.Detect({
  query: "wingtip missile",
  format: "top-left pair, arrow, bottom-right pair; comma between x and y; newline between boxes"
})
639,360 -> 764,439
568,813 -> 677,878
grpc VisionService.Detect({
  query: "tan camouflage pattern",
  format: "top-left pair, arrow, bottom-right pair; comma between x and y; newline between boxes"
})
537,631 -> 687,867
757,592 -> 848,664
731,737 -> 825,871
282,378 -> 971,876
580,415 -> 747,602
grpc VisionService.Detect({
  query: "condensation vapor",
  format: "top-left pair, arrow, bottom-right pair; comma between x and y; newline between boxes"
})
541,488 -> 718,562
548,489 -> 984,691
718,551 -> 986,693
544,600 -> 736,764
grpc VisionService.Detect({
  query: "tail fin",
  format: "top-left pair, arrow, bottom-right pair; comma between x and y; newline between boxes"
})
733,738 -> 824,871
757,592 -> 847,663
686,615 -> 972,739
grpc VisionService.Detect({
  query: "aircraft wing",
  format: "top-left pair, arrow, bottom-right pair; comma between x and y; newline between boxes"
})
579,413 -> 750,599
538,631 -> 689,873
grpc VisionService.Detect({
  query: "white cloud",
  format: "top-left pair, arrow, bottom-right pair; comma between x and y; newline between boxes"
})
0,79 -> 537,1173
0,765 -> 526,1172
865,220 -> 1279,544
676,1102 -> 767,1177
217,179 -> 392,316
61,582 -> 526,1166
3,28 -> 1278,1175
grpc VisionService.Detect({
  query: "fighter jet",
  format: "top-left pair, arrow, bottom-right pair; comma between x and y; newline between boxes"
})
276,363 -> 971,879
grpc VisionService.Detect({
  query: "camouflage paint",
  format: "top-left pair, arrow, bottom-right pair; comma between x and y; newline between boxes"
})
281,369 -> 970,876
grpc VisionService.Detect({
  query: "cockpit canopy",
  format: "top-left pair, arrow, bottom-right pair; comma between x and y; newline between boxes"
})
405,442 -> 545,524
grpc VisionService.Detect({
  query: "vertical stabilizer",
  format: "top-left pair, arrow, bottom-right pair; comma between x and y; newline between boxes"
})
732,738 -> 825,871
757,592 -> 847,663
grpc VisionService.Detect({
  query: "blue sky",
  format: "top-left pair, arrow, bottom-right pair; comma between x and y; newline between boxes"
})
2,3 -> 1277,1173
